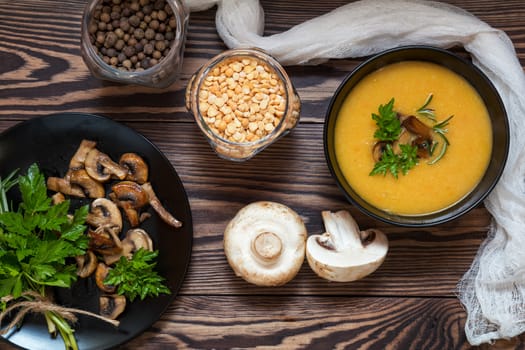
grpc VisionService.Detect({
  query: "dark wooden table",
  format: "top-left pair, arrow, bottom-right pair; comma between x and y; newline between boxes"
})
1,0 -> 525,349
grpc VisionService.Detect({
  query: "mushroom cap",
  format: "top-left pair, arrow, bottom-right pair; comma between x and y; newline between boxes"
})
87,198 -> 123,231
68,169 -> 105,198
85,148 -> 128,182
120,153 -> 149,184
76,250 -> 98,278
95,262 -> 116,293
99,294 -> 126,320
223,201 -> 307,287
111,181 -> 149,208
306,210 -> 388,282
69,139 -> 97,170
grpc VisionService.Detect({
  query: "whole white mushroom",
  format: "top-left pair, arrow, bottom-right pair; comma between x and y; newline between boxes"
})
306,210 -> 388,282
223,201 -> 307,286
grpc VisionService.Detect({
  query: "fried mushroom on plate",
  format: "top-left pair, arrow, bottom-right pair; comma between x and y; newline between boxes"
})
46,139 -> 182,319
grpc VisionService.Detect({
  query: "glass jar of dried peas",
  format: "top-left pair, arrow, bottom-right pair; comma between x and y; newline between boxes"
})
80,0 -> 188,88
185,48 -> 301,161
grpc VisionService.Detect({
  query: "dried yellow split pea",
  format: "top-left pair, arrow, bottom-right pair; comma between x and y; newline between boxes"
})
198,56 -> 287,143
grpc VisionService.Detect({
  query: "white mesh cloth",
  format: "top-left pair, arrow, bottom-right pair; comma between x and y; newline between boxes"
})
184,0 -> 525,345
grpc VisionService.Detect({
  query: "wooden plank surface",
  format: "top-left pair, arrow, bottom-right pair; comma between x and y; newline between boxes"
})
1,0 -> 525,349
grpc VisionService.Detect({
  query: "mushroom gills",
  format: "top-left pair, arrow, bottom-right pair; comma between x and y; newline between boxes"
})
120,153 -> 149,184
68,169 -> 105,198
85,148 -> 128,182
76,250 -> 98,278
95,262 -> 117,293
87,198 -> 123,232
99,294 -> 126,320
110,181 -> 150,227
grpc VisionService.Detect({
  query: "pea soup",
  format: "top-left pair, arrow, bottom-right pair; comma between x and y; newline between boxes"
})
334,61 -> 492,215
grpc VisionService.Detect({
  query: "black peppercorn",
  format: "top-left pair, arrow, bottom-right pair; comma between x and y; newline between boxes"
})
123,45 -> 136,57
106,48 -> 117,57
100,12 -> 111,23
104,31 -> 118,48
144,28 -> 155,40
143,5 -> 152,15
141,57 -> 150,69
143,43 -> 154,55
133,28 -> 145,40
149,19 -> 159,30
128,14 -> 140,27
154,40 -> 165,51
120,19 -> 130,32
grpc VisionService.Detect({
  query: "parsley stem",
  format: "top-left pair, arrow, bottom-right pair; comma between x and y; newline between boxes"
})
0,169 -> 18,214
47,311 -> 78,350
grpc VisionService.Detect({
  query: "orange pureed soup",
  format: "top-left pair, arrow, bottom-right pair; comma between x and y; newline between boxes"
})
334,61 -> 492,215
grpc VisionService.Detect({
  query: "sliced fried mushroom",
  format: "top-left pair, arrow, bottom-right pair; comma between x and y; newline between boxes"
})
69,169 -> 105,198
87,198 -> 123,232
223,201 -> 307,286
402,115 -> 432,139
103,228 -> 153,265
69,139 -> 97,170
119,153 -> 149,184
306,210 -> 388,282
125,228 -> 153,251
85,148 -> 128,182
88,225 -> 123,255
372,141 -> 388,163
95,262 -> 116,293
110,181 -> 149,227
142,182 -> 182,228
413,135 -> 432,158
100,294 -> 126,320
47,177 -> 86,198
76,250 -> 98,278
51,192 -> 66,205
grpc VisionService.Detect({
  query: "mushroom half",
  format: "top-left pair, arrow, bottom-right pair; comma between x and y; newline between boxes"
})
223,201 -> 307,287
86,198 -> 123,232
306,210 -> 388,282
85,148 -> 128,182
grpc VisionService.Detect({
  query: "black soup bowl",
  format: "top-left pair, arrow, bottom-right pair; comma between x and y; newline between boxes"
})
324,45 -> 509,227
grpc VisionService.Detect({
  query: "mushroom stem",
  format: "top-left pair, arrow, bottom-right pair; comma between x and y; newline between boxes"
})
321,210 -> 363,250
306,210 -> 389,282
142,182 -> 182,228
252,231 -> 282,262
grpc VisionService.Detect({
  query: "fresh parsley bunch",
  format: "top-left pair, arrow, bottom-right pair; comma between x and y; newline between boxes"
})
105,248 -> 170,302
370,143 -> 419,179
372,98 -> 401,141
0,163 -> 89,350
369,98 -> 419,178
0,163 -> 89,302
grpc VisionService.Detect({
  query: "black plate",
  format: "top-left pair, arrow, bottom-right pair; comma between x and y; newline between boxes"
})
0,113 -> 193,350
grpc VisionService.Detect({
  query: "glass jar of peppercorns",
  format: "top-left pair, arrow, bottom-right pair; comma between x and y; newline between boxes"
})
185,48 -> 301,161
81,0 -> 188,88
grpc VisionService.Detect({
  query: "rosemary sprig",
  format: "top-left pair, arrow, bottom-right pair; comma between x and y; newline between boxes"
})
428,115 -> 454,165
417,93 -> 436,121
